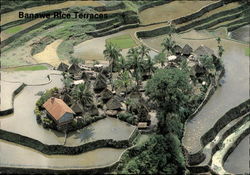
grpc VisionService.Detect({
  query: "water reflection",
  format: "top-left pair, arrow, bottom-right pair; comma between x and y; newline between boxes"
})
75,127 -> 94,142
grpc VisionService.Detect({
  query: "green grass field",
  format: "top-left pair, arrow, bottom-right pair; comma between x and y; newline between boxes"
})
245,47 -> 250,56
106,34 -> 137,49
11,65 -> 48,71
5,26 -> 23,34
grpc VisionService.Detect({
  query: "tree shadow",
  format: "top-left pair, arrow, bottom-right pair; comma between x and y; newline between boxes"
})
74,126 -> 95,142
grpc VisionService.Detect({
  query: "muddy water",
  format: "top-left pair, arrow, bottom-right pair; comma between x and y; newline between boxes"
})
0,81 -> 22,111
65,117 -> 136,146
33,39 -> 64,67
0,70 -> 136,146
139,1 -> 214,25
230,24 -> 250,43
0,140 -> 125,169
224,134 -> 250,174
142,30 -> 249,154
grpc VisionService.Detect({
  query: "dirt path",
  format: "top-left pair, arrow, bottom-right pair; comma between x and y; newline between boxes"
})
33,39 -> 64,67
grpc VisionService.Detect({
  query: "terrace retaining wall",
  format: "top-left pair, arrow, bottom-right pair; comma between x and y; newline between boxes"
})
0,127 -> 138,155
0,83 -> 26,116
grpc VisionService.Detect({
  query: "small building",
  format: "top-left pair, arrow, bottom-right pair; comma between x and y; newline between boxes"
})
43,97 -> 75,126
182,44 -> 193,56
57,62 -> 69,72
194,45 -> 214,58
173,45 -> 182,55
71,102 -> 83,115
68,63 -> 81,74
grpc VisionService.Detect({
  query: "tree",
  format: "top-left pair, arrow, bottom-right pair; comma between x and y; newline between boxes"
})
127,47 -> 145,89
144,55 -> 155,76
62,76 -> 73,92
154,52 -> 166,67
116,55 -> 127,73
103,42 -> 122,90
218,45 -> 224,58
161,35 -> 176,55
138,44 -> 150,60
71,82 -> 93,107
145,68 -> 191,133
199,55 -> 215,71
69,57 -> 84,64
114,71 -> 133,97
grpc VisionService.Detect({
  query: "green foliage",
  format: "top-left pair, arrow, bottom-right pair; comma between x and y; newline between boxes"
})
114,71 -> 133,95
154,52 -> 166,67
199,55 -> 215,71
117,112 -> 138,125
161,35 -> 176,54
71,82 -> 93,107
106,34 -> 137,49
69,57 -> 85,64
11,65 -> 48,71
120,134 -> 185,174
145,68 -> 191,112
35,87 -> 58,108
5,26 -> 23,34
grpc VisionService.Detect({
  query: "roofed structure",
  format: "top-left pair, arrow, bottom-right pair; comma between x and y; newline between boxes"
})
43,97 -> 75,126
106,98 -> 122,110
194,45 -> 214,58
57,62 -> 69,72
68,63 -> 81,74
182,44 -> 193,56
173,45 -> 182,55
71,103 -> 83,114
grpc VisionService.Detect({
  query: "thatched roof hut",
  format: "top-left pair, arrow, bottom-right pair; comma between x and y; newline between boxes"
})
93,78 -> 107,92
173,45 -> 182,55
194,45 -> 214,58
57,62 -> 69,72
106,98 -> 122,110
182,44 -> 193,56
101,88 -> 113,101
71,103 -> 83,114
68,63 -> 81,74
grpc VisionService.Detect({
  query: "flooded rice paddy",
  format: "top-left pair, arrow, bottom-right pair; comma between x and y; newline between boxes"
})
142,30 -> 249,154
0,70 -> 136,146
224,134 -> 250,174
0,140 -> 125,169
230,24 -> 250,43
139,1 -> 214,25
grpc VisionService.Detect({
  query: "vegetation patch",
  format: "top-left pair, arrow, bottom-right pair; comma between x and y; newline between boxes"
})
5,26 -> 23,34
245,47 -> 250,56
10,65 -> 48,71
106,34 -> 137,49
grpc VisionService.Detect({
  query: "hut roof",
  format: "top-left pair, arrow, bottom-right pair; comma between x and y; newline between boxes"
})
71,103 -> 83,114
173,45 -> 182,54
194,45 -> 214,57
57,62 -> 69,72
62,94 -> 72,105
68,63 -> 81,74
93,78 -> 107,91
182,44 -> 193,55
101,88 -> 113,101
106,98 -> 122,110
43,97 -> 75,121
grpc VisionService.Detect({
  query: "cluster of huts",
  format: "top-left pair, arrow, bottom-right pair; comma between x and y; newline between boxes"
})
42,62 -> 150,130
168,44 -> 219,80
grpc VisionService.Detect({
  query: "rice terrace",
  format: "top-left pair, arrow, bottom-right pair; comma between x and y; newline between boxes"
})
0,0 -> 249,174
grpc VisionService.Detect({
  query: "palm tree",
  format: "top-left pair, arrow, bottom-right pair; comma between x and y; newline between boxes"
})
114,71 -> 133,97
117,55 -> 127,73
138,44 -> 150,60
103,42 -> 122,90
62,76 -> 73,93
154,52 -> 166,67
161,35 -> 176,55
127,47 -> 144,89
71,82 -> 93,107
144,56 -> 155,77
